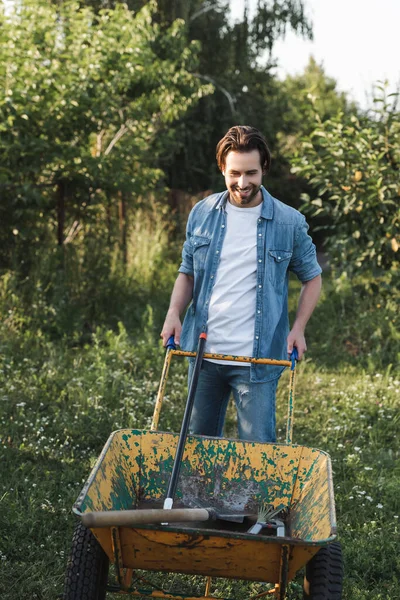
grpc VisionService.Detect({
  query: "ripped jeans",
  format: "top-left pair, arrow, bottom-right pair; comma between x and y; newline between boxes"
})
188,360 -> 279,443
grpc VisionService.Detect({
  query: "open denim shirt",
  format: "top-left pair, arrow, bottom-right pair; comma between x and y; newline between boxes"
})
178,186 -> 322,382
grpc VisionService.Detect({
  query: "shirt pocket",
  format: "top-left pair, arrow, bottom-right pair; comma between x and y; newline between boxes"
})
191,235 -> 211,272
268,249 -> 292,287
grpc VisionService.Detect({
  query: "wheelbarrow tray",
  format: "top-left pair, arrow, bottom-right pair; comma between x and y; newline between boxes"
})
74,429 -> 337,584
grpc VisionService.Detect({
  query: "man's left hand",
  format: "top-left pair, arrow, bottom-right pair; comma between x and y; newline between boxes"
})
287,327 -> 307,360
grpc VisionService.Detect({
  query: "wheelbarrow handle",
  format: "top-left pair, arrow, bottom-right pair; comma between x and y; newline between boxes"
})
81,508 -> 211,528
290,347 -> 298,371
166,335 -> 176,350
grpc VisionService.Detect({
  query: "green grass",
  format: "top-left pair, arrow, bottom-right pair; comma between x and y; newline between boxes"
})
0,276 -> 399,599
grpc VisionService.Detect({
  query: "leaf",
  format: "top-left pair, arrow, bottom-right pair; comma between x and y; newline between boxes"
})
311,198 -> 323,207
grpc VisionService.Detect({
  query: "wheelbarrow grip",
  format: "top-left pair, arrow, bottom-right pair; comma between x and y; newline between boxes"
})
290,346 -> 298,370
81,508 -> 210,528
166,335 -> 176,350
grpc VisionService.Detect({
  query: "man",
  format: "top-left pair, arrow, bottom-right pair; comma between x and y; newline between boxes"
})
161,125 -> 322,443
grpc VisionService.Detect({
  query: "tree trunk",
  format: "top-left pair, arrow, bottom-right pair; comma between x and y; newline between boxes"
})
106,193 -> 112,248
57,180 -> 65,246
118,192 -> 127,266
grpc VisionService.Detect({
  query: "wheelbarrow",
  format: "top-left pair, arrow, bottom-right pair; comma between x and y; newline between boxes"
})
63,338 -> 343,600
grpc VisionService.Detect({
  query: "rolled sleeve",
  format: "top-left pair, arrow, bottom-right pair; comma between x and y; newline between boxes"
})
178,238 -> 194,276
178,215 -> 194,276
289,216 -> 322,282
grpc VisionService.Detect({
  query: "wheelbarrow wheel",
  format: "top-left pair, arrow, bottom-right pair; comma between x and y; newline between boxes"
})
63,521 -> 109,600
303,542 -> 343,599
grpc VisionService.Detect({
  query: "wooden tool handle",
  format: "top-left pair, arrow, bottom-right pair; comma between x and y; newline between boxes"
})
81,508 -> 210,528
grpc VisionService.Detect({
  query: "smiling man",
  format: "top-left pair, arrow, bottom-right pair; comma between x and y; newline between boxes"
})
161,125 -> 322,442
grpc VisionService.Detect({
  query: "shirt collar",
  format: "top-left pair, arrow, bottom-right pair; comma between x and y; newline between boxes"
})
215,186 -> 273,220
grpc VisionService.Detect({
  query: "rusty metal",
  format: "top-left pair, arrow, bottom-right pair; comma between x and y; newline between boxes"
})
204,577 -> 212,596
76,430 -> 336,580
73,346 -> 339,600
278,545 -> 290,600
120,591 -> 234,599
151,349 -> 173,431
168,350 -> 291,367
111,526 -> 125,590
152,349 -> 294,448
285,368 -> 296,445
111,527 -> 134,591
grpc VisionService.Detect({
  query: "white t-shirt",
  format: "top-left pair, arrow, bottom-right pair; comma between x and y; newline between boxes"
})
205,200 -> 262,365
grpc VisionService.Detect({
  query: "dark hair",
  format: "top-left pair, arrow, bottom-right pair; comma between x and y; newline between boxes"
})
216,126 -> 271,173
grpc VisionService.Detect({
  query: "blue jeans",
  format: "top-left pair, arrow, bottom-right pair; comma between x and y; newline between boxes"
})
188,360 -> 279,442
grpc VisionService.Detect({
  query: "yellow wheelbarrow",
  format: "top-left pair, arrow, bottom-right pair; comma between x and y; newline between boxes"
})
63,336 -> 343,600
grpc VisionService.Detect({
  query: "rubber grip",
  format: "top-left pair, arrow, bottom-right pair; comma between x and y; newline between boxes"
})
166,335 -> 176,350
290,347 -> 298,370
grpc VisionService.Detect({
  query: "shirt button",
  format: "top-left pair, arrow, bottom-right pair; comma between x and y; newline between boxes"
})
256,336 -> 259,340
222,225 -> 225,228
257,310 -> 261,314
258,259 -> 262,263
258,233 -> 262,237
216,250 -> 219,254
258,219 -> 262,223
211,275 -> 214,279
278,256 -> 281,260
258,284 -> 262,288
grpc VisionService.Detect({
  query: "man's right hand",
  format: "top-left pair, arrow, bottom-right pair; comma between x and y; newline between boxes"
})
160,309 -> 182,347
160,272 -> 194,347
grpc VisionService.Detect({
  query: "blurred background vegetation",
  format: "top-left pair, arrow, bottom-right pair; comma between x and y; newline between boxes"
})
0,2 -> 399,599
1,0 -> 398,352
0,0 -> 398,358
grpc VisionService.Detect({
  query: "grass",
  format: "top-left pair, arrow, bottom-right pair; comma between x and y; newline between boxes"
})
0,274 -> 399,599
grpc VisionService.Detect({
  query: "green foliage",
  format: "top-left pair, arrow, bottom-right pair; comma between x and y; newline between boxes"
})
269,58 -> 359,213
292,84 -> 400,289
288,276 -> 400,372
277,57 -> 354,155
0,0 -> 211,264
0,195 -> 180,342
125,0 -> 313,194
0,277 -> 399,599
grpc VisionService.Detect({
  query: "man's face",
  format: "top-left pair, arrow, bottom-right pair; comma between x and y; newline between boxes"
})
223,150 -> 264,208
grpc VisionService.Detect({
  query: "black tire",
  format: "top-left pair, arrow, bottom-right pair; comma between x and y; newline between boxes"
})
303,542 -> 343,600
63,521 -> 109,600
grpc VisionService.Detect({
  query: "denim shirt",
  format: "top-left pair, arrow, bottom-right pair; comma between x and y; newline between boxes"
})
178,186 -> 322,382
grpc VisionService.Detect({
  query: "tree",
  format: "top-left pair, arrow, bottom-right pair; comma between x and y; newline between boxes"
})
162,0 -> 314,194
291,84 -> 399,290
267,57 -> 358,216
0,0 -> 211,266
73,0 -> 313,194
277,57 -> 354,153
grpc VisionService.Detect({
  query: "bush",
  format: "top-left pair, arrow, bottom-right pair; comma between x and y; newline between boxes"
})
0,202 -> 179,341
292,84 -> 400,292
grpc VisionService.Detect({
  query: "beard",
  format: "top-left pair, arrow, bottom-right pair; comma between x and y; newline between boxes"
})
229,183 -> 262,206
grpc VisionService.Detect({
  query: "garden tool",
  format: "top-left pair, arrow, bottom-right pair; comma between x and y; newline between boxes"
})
247,504 -> 286,536
81,506 -> 254,528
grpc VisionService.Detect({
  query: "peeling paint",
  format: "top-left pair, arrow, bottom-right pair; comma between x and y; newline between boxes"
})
75,429 -> 336,589
72,347 -> 337,597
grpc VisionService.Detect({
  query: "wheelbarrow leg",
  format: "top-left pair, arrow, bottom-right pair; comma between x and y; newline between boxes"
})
249,543 -> 290,599
204,576 -> 212,596
111,526 -> 133,591
277,544 -> 289,599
